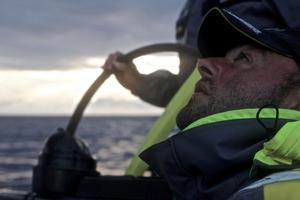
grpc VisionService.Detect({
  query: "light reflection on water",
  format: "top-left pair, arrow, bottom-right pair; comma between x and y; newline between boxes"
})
0,116 -> 157,191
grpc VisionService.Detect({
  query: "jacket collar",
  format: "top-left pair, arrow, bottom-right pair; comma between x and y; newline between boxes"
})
182,108 -> 300,178
183,108 -> 300,132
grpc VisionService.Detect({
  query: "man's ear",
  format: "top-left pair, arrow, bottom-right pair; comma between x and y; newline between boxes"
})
280,89 -> 300,110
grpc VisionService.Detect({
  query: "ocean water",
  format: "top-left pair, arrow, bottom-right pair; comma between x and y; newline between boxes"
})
0,116 -> 157,192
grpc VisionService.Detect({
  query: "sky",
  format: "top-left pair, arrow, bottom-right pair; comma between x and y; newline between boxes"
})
0,0 -> 185,116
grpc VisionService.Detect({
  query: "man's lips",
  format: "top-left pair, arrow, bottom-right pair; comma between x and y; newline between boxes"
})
194,79 -> 211,95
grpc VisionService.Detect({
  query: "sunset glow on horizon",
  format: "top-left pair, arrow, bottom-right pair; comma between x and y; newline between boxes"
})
1,55 -> 179,116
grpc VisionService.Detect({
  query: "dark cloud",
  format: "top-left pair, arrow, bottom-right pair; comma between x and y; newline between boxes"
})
0,0 -> 184,70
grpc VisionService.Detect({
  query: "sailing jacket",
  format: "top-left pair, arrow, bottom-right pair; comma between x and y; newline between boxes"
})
140,108 -> 300,200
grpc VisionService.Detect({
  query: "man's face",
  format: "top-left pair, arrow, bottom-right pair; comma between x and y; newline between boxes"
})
177,44 -> 299,129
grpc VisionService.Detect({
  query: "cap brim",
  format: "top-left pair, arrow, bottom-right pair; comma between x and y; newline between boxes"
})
197,8 -> 292,58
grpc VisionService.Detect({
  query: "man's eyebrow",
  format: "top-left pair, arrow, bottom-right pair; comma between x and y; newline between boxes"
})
225,44 -> 251,56
227,44 -> 268,56
225,45 -> 246,57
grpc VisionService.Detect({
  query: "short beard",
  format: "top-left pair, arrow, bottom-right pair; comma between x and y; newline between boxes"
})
176,74 -> 297,130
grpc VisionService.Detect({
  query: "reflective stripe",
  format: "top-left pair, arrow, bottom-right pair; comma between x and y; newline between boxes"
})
264,179 -> 300,200
241,170 -> 300,191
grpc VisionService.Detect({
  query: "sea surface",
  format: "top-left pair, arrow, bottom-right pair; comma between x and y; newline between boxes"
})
0,116 -> 158,192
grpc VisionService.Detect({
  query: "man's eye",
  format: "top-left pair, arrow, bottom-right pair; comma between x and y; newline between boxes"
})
233,52 -> 250,62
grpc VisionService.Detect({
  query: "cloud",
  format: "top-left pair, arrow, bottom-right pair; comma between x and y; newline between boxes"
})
0,0 -> 184,70
0,69 -> 164,115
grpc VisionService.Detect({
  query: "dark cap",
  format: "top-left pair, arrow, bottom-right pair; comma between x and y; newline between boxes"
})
197,0 -> 300,63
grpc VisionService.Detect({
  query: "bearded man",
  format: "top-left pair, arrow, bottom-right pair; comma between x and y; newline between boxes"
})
140,1 -> 300,200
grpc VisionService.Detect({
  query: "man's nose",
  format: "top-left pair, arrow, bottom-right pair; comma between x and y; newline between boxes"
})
196,57 -> 225,78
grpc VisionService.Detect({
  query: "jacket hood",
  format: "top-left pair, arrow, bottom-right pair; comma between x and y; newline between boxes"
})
252,119 -> 300,177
